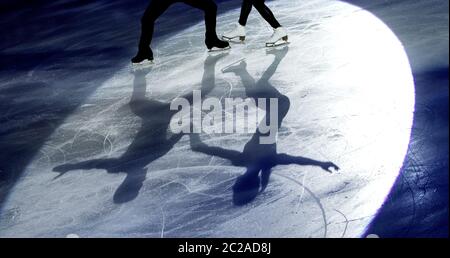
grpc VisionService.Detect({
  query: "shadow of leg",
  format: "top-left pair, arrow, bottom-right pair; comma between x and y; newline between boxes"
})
113,168 -> 147,204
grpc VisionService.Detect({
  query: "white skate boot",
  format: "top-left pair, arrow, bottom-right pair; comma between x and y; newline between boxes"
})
266,27 -> 288,47
222,23 -> 246,43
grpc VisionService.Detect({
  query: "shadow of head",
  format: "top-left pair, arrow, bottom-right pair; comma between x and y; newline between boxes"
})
232,169 -> 262,206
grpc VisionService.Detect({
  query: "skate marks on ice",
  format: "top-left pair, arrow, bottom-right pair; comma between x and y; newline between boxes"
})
0,0 -> 414,237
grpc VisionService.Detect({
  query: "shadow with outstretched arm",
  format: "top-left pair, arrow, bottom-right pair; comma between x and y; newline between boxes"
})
190,46 -> 339,205
53,53 -> 228,204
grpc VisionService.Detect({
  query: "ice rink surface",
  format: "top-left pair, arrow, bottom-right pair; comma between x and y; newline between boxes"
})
0,0 -> 447,237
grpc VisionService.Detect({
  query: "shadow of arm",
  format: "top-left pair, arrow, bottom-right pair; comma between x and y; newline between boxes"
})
276,153 -> 340,173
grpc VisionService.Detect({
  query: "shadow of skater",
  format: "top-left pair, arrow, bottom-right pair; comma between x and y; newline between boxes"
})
53,53 -> 228,204
190,46 -> 339,206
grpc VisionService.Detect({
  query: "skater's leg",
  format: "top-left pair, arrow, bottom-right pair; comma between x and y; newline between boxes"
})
238,0 -> 253,26
137,0 -> 173,54
181,53 -> 228,103
181,0 -> 229,50
252,0 -> 281,28
181,0 -> 218,38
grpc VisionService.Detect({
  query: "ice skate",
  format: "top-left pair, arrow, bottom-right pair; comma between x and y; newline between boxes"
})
266,27 -> 289,47
131,48 -> 154,68
205,36 -> 231,52
222,23 -> 246,43
265,43 -> 289,56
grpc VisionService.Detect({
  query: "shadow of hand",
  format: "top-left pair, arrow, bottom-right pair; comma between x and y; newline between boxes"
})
320,162 -> 340,173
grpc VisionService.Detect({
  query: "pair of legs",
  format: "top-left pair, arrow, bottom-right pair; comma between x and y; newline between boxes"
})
133,0 -> 229,63
238,0 -> 281,29
223,0 -> 286,46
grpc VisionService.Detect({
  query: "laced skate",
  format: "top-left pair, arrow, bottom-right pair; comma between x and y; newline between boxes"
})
131,48 -> 154,68
222,23 -> 246,43
266,27 -> 289,47
205,36 -> 231,52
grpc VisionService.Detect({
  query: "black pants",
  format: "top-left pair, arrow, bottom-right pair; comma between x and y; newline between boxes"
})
138,0 -> 219,52
238,0 -> 281,28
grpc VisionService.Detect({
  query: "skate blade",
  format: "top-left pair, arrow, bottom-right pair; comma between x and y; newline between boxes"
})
222,36 -> 246,44
208,45 -> 231,53
266,40 -> 290,48
131,60 -> 154,70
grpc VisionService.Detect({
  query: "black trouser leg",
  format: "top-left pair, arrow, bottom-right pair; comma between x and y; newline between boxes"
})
182,0 -> 218,39
239,0 -> 281,29
238,0 -> 253,26
138,0 -> 222,52
138,0 -> 173,53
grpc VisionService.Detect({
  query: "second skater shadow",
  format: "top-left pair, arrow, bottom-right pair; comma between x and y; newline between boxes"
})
190,46 -> 339,206
53,53 -> 228,204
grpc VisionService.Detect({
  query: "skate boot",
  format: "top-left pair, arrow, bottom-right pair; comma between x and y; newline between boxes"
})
131,48 -> 154,67
222,23 -> 246,43
205,35 -> 231,52
266,27 -> 289,47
